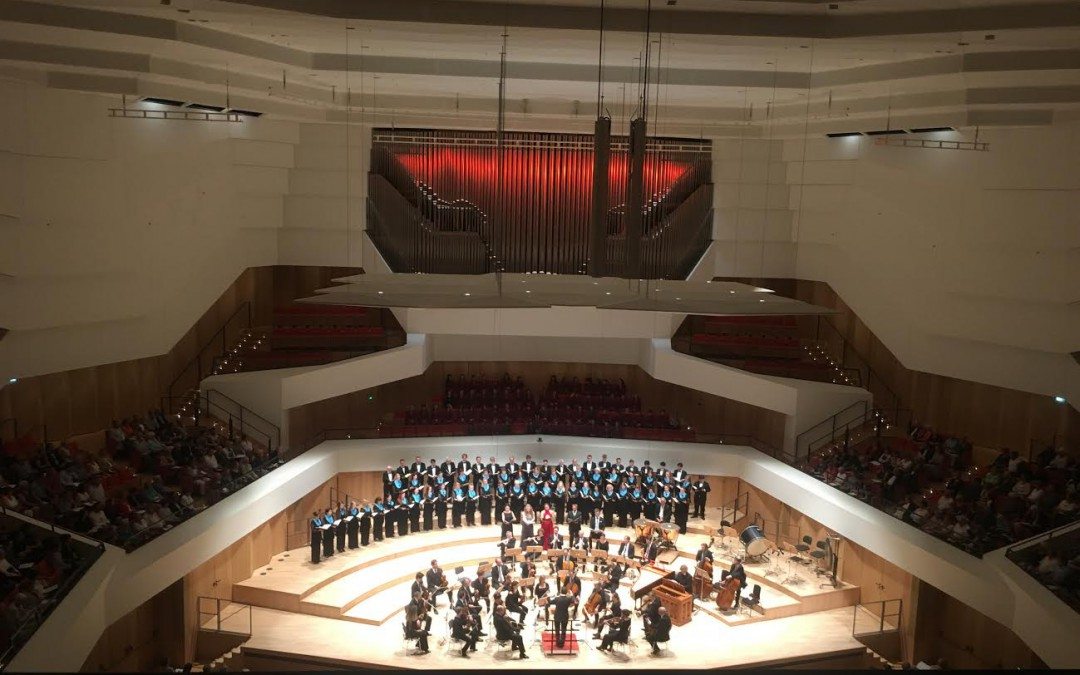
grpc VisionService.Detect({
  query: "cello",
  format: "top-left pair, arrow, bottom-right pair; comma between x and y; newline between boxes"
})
583,585 -> 604,624
715,575 -> 741,611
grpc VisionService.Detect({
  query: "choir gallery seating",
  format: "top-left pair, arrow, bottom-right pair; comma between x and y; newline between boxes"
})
378,374 -> 695,442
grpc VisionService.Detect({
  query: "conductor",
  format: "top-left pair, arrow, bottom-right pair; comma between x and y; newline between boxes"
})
549,591 -> 577,648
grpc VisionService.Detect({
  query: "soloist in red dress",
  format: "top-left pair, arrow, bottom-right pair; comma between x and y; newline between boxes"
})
540,507 -> 556,549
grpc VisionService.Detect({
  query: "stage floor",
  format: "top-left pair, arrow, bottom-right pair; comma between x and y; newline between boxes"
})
224,516 -> 866,669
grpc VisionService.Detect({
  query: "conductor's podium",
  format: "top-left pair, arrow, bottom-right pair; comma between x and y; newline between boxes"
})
654,579 -> 694,626
540,629 -> 580,655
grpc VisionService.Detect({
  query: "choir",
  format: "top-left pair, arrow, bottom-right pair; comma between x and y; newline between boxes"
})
310,453 -> 713,563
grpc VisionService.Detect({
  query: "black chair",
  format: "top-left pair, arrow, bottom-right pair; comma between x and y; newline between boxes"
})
810,541 -> 828,574
744,584 -> 762,607
794,535 -> 811,563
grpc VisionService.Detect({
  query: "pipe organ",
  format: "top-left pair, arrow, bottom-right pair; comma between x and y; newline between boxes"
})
366,128 -> 712,279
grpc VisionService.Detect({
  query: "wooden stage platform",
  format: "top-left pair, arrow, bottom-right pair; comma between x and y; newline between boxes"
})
219,517 -> 868,669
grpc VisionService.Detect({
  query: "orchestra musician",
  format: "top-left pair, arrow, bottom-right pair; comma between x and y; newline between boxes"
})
598,609 -> 632,653
727,556 -> 748,609
404,602 -> 431,654
642,531 -> 662,563
493,605 -> 529,659
407,590 -> 433,632
504,581 -> 527,623
450,606 -> 480,658
695,541 -> 714,566
410,572 -> 426,602
673,564 -> 694,595
498,532 -> 517,558
471,574 -> 492,614
616,535 -> 636,560
425,560 -> 447,611
490,557 -> 510,589
455,577 -> 485,634
645,606 -> 672,654
533,575 -> 551,622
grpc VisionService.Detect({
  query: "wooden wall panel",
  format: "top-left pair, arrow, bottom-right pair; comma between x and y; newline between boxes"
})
80,579 -> 184,672
0,266 -> 366,446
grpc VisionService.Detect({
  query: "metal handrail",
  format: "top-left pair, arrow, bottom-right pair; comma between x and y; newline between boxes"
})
795,400 -> 870,451
852,598 -> 903,637
168,301 -> 253,400
196,596 -> 253,636
163,392 -> 276,455
814,316 -> 902,415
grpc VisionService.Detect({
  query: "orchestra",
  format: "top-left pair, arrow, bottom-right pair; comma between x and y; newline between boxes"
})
306,452 -> 713,661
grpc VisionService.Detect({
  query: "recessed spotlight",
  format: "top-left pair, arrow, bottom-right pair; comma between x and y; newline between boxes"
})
525,290 -> 531,294
729,290 -> 736,295
675,297 -> 681,301
463,293 -> 471,297
1054,395 -> 1067,404
7,378 -> 15,384
605,291 -> 612,295
377,291 -> 384,295
759,299 -> 766,303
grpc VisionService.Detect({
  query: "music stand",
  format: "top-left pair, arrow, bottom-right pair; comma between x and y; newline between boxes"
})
505,547 -> 522,562
819,533 -> 842,589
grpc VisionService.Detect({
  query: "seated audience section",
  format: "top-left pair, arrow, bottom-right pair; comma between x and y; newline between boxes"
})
1006,520 -> 1080,613
0,407 -> 284,552
803,423 -> 1078,558
0,513 -> 103,668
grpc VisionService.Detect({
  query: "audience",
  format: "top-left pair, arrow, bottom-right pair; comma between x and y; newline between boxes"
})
0,517 -> 102,661
0,409 -> 283,551
805,424 -> 1077,557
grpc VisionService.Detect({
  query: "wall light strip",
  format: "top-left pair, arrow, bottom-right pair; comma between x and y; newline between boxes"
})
108,108 -> 243,122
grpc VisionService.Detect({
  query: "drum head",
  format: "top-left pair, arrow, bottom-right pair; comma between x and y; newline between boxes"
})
745,538 -> 768,557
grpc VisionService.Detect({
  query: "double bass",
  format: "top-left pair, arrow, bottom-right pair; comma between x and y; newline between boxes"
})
715,575 -> 741,611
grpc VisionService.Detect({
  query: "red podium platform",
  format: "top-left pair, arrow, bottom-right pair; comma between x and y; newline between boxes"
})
540,630 -> 580,655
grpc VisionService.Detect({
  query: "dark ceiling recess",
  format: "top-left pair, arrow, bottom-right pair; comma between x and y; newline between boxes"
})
142,97 -> 184,106
0,328 -> 7,343
1072,351 -> 1079,367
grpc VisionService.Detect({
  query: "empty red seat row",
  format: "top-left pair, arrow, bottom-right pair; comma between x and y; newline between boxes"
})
272,326 -> 385,337
274,305 -> 369,316
741,359 -> 829,371
691,333 -> 800,348
622,427 -> 696,442
703,315 -> 797,328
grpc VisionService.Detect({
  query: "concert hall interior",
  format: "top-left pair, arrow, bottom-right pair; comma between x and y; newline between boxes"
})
0,0 -> 1079,672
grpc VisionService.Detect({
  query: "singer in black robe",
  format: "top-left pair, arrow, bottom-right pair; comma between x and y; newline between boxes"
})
309,513 -> 322,564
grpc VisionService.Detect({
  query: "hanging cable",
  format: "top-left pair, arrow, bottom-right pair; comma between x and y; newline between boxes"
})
596,0 -> 605,119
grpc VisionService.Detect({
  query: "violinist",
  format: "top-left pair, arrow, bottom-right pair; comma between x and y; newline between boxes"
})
425,560 -> 448,610
493,605 -> 529,659
455,577 -> 485,633
450,607 -> 480,658
504,580 -> 527,623
404,602 -> 431,655
598,609 -> 632,653
533,575 -> 552,622
471,574 -> 492,614
410,572 -> 426,603
407,590 -> 433,632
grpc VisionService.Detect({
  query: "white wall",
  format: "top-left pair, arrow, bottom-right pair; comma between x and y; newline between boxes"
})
783,126 -> 1080,407
0,82 -> 295,381
12,435 -> 1079,671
